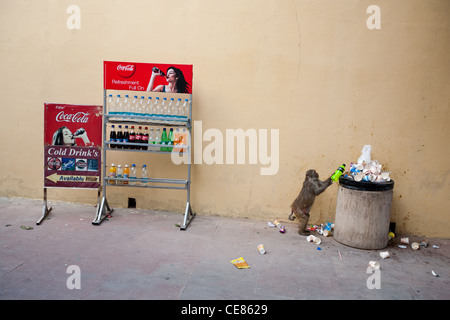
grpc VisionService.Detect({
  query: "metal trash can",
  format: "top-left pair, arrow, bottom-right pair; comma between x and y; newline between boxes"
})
334,177 -> 394,250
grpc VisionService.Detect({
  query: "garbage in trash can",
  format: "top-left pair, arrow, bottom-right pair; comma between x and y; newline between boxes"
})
334,176 -> 394,250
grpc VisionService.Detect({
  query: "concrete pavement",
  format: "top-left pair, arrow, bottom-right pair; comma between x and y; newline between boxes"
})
0,196 -> 449,300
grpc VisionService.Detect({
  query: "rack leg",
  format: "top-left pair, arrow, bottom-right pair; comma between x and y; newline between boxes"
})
92,196 -> 113,225
180,202 -> 195,231
37,188 -> 52,225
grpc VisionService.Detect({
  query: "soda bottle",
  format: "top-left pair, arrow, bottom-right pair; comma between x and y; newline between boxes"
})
168,128 -> 174,151
117,125 -> 124,149
73,128 -> 86,139
331,164 -> 346,182
177,128 -> 188,152
109,163 -> 116,184
161,127 -> 168,151
174,128 -> 181,152
154,128 -> 161,151
109,124 -> 117,148
130,164 -> 137,185
135,126 -> 142,149
123,125 -> 130,149
129,126 -> 136,149
142,127 -> 149,150
123,164 -> 130,185
116,164 -> 123,184
141,164 -> 148,184
152,66 -> 166,77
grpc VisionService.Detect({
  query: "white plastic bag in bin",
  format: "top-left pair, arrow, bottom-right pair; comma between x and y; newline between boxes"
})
357,145 -> 372,164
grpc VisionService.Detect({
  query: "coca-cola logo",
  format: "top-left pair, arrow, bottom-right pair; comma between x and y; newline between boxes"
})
116,64 -> 136,78
56,111 -> 90,123
47,157 -> 61,170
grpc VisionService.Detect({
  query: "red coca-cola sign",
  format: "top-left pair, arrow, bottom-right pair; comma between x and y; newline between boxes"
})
104,60 -> 193,93
44,103 -> 102,189
44,103 -> 102,147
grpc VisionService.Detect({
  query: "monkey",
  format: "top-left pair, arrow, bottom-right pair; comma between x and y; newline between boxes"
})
289,169 -> 333,236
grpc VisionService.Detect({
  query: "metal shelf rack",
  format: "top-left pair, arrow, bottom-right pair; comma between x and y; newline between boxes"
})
92,90 -> 195,230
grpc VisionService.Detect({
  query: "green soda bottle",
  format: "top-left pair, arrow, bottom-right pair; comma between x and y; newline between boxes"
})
168,128 -> 174,152
160,128 -> 168,151
331,164 -> 346,182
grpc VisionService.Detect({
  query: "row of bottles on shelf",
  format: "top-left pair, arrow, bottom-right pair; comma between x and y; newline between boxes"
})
107,94 -> 190,120
109,125 -> 188,152
108,163 -> 148,185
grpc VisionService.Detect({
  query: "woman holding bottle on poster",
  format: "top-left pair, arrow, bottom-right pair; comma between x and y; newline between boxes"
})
52,126 -> 93,146
146,66 -> 190,93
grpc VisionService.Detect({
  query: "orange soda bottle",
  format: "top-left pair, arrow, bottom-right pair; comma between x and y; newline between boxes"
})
109,164 -> 116,184
123,164 -> 130,185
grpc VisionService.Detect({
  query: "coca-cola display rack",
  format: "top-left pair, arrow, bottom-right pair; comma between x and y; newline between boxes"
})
92,90 -> 195,230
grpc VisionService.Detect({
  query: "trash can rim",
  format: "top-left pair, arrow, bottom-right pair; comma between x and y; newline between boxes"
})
338,177 -> 394,191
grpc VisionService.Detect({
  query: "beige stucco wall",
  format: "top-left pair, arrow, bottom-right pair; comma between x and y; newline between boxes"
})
1,0 -> 449,237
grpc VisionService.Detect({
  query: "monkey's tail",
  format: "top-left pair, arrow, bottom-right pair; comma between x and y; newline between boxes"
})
288,209 -> 296,221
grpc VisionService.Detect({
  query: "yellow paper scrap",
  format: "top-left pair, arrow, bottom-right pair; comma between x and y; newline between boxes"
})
230,257 -> 250,269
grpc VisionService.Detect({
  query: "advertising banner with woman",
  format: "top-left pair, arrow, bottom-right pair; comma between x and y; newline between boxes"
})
44,103 -> 102,189
104,61 -> 193,94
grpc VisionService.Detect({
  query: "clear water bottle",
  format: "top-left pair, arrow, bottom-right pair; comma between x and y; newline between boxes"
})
116,164 -> 123,185
182,98 -> 189,118
149,127 -> 155,149
107,94 -> 115,115
138,96 -> 145,118
146,96 -> 152,117
131,95 -> 138,118
153,128 -> 161,151
130,164 -> 137,185
123,95 -> 131,118
161,97 -> 167,116
141,164 -> 148,184
116,95 -> 123,118
154,97 -> 161,116
167,98 -> 174,117
175,98 -> 182,117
